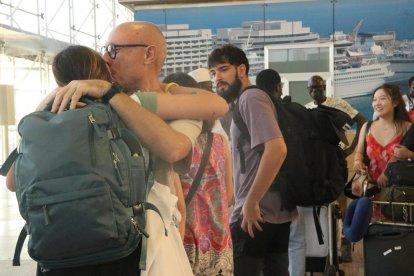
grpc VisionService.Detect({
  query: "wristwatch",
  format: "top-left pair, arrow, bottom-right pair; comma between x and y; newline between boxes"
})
102,82 -> 123,103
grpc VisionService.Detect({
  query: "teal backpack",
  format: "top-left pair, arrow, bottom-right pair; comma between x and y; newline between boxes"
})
0,100 -> 162,271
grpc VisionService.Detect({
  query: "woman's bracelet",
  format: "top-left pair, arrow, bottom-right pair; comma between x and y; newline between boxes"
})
164,82 -> 179,93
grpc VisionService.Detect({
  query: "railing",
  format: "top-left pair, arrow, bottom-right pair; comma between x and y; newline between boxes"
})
372,200 -> 414,226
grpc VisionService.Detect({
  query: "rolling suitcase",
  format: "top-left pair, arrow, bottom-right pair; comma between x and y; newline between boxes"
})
305,203 -> 344,276
364,201 -> 414,276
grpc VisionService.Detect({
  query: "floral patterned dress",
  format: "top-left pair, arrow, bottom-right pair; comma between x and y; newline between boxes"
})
366,132 -> 403,220
180,132 -> 233,276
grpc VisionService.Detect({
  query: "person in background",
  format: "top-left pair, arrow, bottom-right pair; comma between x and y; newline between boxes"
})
353,83 -> 411,220
255,68 -> 291,103
164,72 -> 234,275
189,67 -> 234,138
254,68 -> 305,275
305,75 -> 366,156
188,68 -> 213,92
189,67 -> 229,140
209,44 -> 296,276
304,75 -> 367,264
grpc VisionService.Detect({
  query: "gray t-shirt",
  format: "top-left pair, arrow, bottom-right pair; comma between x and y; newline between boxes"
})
230,88 -> 297,224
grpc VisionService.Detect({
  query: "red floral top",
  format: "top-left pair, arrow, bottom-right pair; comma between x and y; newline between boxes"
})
180,132 -> 233,275
366,131 -> 403,220
366,133 -> 403,182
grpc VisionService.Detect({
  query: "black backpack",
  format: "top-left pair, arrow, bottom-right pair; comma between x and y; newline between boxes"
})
233,86 -> 351,211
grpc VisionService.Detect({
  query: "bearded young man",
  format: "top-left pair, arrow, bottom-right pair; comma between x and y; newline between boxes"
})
208,44 -> 297,276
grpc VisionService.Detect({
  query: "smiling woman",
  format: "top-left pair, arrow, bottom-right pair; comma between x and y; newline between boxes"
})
353,83 -> 411,220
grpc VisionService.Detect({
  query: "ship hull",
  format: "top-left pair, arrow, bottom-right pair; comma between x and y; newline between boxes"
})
334,78 -> 385,98
334,63 -> 393,98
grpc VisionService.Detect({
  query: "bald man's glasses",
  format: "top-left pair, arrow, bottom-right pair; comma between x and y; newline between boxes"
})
104,43 -> 148,59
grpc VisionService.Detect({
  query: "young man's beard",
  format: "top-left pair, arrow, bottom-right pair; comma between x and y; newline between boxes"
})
217,76 -> 242,103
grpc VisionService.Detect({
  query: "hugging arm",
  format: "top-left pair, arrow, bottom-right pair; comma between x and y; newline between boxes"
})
5,163 -> 16,192
50,80 -> 192,163
156,85 -> 228,121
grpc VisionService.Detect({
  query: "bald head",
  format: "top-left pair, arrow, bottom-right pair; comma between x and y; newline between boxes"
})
308,75 -> 324,87
112,21 -> 167,68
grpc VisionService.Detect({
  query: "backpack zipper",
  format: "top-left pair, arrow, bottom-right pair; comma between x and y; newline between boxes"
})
112,151 -> 123,183
43,205 -> 51,225
88,113 -> 97,166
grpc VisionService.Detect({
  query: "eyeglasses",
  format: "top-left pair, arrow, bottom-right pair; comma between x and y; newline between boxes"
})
104,43 -> 148,59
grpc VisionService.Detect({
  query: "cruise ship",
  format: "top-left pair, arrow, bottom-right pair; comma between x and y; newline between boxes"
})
156,20 -> 404,99
333,52 -> 394,98
332,30 -> 394,98
337,26 -> 414,86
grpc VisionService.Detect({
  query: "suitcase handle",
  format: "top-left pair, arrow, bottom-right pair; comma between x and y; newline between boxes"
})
374,231 -> 408,240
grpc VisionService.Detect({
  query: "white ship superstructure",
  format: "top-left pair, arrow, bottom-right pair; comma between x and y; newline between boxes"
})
215,20 -> 320,75
159,24 -> 213,78
330,25 -> 394,98
343,27 -> 414,84
334,58 -> 394,98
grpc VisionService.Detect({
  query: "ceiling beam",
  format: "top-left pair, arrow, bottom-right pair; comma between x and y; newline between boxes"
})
118,0 -> 311,11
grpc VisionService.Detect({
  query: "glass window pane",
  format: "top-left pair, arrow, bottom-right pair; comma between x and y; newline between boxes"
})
268,47 -> 329,73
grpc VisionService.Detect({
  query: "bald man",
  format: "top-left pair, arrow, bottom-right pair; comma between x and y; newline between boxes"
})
44,22 -> 228,276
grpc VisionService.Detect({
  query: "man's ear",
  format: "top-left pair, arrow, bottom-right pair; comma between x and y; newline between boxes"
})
237,64 -> 247,78
144,45 -> 156,65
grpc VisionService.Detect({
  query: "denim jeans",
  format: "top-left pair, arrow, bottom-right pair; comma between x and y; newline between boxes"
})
288,207 -> 306,276
231,220 -> 291,276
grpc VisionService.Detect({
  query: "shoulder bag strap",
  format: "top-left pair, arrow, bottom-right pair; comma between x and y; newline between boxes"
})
363,121 -> 373,166
185,131 -> 214,206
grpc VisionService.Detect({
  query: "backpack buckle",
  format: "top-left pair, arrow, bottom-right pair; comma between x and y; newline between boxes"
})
132,203 -> 144,215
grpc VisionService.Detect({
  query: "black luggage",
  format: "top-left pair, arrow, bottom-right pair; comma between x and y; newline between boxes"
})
364,222 -> 414,276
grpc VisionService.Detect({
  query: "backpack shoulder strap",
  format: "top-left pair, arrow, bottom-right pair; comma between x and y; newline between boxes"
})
233,86 -> 269,173
0,148 -> 19,176
12,225 -> 27,266
185,131 -> 214,205
363,121 -> 373,166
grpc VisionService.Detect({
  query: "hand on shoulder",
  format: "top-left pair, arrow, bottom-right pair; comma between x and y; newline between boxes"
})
51,80 -> 111,113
